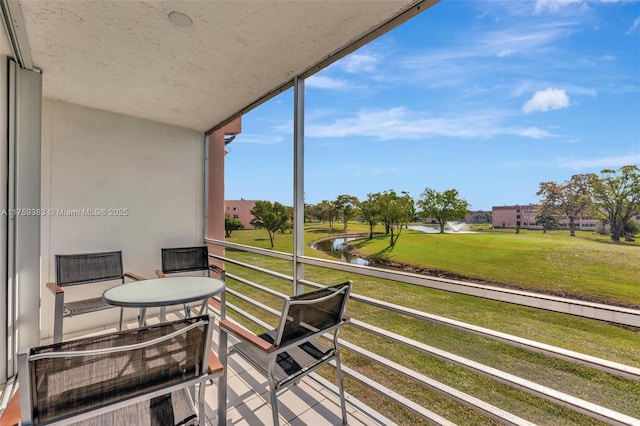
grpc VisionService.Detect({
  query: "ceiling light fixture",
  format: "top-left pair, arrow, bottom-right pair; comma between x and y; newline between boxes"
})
168,11 -> 193,28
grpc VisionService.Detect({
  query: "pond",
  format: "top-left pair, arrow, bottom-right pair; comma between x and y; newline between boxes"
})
311,224 -> 477,266
408,223 -> 475,233
311,237 -> 370,266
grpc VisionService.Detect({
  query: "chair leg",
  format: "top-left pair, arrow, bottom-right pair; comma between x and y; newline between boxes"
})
218,329 -> 228,426
53,291 -> 65,343
335,352 -> 348,425
198,379 -> 206,426
268,376 -> 280,426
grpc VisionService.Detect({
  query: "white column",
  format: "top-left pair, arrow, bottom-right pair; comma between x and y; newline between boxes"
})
293,77 -> 305,295
6,59 -> 42,380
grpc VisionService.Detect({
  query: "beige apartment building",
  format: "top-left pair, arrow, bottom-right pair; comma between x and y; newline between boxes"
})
224,199 -> 257,229
491,204 -> 601,230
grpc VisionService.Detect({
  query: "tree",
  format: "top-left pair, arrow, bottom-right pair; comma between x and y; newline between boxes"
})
360,192 -> 382,239
249,200 -> 292,248
537,174 -> 592,237
623,219 -> 640,241
417,188 -> 469,233
588,165 -> 640,242
534,208 -> 558,234
314,200 -> 333,224
379,190 -> 414,247
334,194 -> 360,230
224,216 -> 243,237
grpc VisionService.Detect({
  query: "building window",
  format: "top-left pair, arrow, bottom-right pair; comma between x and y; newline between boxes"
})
233,214 -> 239,219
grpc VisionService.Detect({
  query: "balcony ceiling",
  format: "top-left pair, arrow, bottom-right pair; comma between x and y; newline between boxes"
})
1,0 -> 434,132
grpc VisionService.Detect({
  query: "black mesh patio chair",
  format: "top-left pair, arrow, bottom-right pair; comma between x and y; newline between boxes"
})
46,251 -> 144,343
219,281 -> 352,426
13,314 -> 222,426
156,246 -> 225,317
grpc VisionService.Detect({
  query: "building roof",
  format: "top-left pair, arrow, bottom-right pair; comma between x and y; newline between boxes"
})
1,0 -> 435,132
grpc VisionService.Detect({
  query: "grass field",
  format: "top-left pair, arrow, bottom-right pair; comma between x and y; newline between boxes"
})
347,224 -> 640,308
222,223 -> 640,425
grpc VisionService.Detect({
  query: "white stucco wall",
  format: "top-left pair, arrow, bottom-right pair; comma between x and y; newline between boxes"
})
40,100 -> 204,338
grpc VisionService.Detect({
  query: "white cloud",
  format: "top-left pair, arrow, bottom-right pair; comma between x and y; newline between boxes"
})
306,75 -> 348,89
519,127 -> 554,138
236,134 -> 284,145
536,0 -> 638,13
306,107 -> 555,140
627,17 -> 640,34
522,88 -> 570,113
399,22 -> 577,87
556,153 -> 640,169
340,52 -> 380,73
535,0 -> 582,13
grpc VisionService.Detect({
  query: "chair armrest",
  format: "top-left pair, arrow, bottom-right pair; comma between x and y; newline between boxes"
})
155,270 -> 166,278
219,319 -> 276,353
209,265 -> 224,274
46,282 -> 64,294
208,349 -> 224,375
0,389 -> 20,426
124,272 -> 145,281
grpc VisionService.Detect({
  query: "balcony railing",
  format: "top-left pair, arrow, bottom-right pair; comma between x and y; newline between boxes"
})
206,237 -> 640,425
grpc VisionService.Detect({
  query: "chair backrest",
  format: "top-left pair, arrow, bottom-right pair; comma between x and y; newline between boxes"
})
161,246 -> 210,274
55,251 -> 124,287
18,315 -> 212,425
276,281 -> 352,348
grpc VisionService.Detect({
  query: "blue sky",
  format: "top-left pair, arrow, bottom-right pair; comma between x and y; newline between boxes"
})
225,0 -> 640,211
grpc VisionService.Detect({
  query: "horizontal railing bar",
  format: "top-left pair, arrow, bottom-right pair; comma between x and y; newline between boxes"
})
207,239 -> 293,261
221,300 -> 274,331
354,293 -> 640,381
350,320 -> 639,426
339,340 -> 534,426
307,374 -> 398,426
207,238 -> 640,327
218,278 -> 640,426
210,253 -> 293,283
217,251 -> 639,381
206,243 -> 640,424
338,364 -> 457,426
297,255 -> 640,328
298,278 -> 640,382
222,294 -> 633,426
225,287 -> 281,319
225,272 -> 288,301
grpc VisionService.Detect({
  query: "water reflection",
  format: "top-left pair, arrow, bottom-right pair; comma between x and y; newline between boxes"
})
408,224 -> 475,233
311,237 -> 370,266
407,225 -> 440,233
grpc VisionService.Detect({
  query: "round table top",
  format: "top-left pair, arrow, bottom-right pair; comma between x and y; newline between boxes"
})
103,276 -> 225,308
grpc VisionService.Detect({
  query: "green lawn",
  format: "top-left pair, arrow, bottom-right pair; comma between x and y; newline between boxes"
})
222,223 -> 640,425
346,225 -> 640,308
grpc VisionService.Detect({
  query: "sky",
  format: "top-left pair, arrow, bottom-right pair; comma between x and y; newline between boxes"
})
224,0 -> 640,211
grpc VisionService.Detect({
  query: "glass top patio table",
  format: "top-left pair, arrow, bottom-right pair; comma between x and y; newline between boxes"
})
103,276 -> 225,308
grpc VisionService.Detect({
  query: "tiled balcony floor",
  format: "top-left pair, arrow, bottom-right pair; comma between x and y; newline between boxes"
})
34,312 -> 384,426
